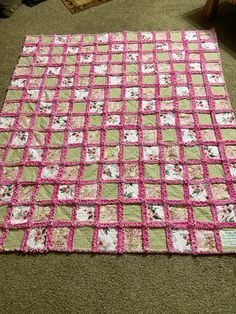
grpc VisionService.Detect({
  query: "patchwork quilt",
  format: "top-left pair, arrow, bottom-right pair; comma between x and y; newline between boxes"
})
0,30 -> 236,254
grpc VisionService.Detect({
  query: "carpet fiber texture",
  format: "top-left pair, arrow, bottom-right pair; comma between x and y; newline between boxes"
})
1,30 -> 236,254
0,0 -> 235,313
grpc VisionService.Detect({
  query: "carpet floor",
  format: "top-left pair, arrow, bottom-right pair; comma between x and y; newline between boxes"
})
0,0 -> 235,313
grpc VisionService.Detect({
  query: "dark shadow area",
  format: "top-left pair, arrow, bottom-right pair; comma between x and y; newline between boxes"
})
183,1 -> 236,58
62,0 -> 112,14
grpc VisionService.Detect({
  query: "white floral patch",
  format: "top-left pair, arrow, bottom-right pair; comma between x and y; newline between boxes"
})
176,86 -> 189,96
94,64 -> 107,75
124,183 -> 139,199
215,112 -> 236,125
189,63 -> 201,71
67,46 -> 79,54
11,78 -> 27,88
230,164 -> 236,177
11,206 -> 30,224
55,35 -> 67,44
185,31 -> 197,41
172,51 -> 185,60
36,56 -> 49,64
202,42 -> 217,50
52,116 -> 68,129
28,148 -> 44,161
27,227 -> 47,250
172,229 -> 192,253
195,99 -> 209,110
143,146 -> 159,160
189,184 -> 208,201
39,102 -> 52,113
86,147 -> 100,162
142,64 -> 155,73
126,53 -> 138,62
80,53 -> 93,63
207,73 -> 224,84
75,89 -> 89,100
42,165 -> 59,179
181,129 -> 196,143
68,131 -> 83,144
61,77 -> 74,87
23,46 -> 37,54
0,117 -> 15,128
97,33 -> 109,42
47,67 -> 61,75
124,130 -> 139,143
90,101 -> 104,113
156,42 -> 169,50
0,184 -> 14,202
125,87 -> 139,99
112,44 -> 124,52
12,131 -> 29,146
165,164 -> 183,180
58,185 -> 75,200
109,76 -> 122,85
142,100 -> 156,111
216,204 -> 236,222
76,205 -> 95,221
27,90 -> 39,100
102,164 -> 119,179
98,228 -> 118,252
160,113 -> 175,126
106,115 -> 120,126
159,74 -> 171,85
142,32 -> 153,41
147,204 -> 164,221
204,145 -> 220,158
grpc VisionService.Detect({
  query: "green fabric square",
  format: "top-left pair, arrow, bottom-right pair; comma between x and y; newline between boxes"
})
53,46 -> 64,54
126,64 -> 138,73
6,90 -> 23,100
2,103 -> 19,113
45,78 -> 58,86
0,205 -> 8,224
102,184 -> 119,199
22,103 -> 36,112
167,185 -> 184,200
4,229 -> 25,250
204,52 -> 218,60
80,66 -> 90,74
126,101 -> 138,112
185,146 -> 201,160
84,35 -> 94,43
178,99 -> 191,110
41,35 -> 52,43
162,129 -> 177,142
112,54 -> 123,62
83,164 -> 99,180
97,45 -> 108,52
22,167 -> 39,181
160,86 -> 172,97
74,227 -> 94,250
124,146 -> 140,160
198,114 -> 212,124
90,116 -> 102,126
33,67 -> 45,76
221,129 -> 236,140
208,164 -> 224,178
157,53 -> 169,61
192,74 -> 204,84
6,149 -> 24,162
149,228 -> 167,251
143,75 -> 155,84
110,88 -> 122,98
124,204 -> 142,222
51,132 -> 64,145
194,206 -> 212,221
73,103 -> 86,113
55,206 -> 72,221
94,76 -> 106,85
211,86 -> 225,96
171,32 -> 182,41
188,43 -> 199,50
66,56 -> 76,64
67,147 -> 81,162
127,32 -> 138,41
37,184 -> 54,200
59,89 -> 71,99
106,130 -> 120,143
0,132 -> 11,145
143,43 -> 153,50
145,164 -> 160,179
142,115 -> 156,126
18,56 -> 33,66
173,63 -> 186,71
35,117 -> 50,129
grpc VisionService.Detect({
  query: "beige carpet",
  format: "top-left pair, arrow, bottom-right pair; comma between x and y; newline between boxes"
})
0,0 -> 235,313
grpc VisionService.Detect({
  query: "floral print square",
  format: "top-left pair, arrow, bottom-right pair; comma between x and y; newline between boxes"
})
98,228 -> 118,252
147,204 -> 164,221
86,147 -> 100,162
172,229 -> 192,253
27,227 -> 47,251
124,130 -> 139,143
80,184 -> 97,200
58,185 -> 75,200
195,230 -> 217,252
165,164 -> 183,180
189,184 -> 208,201
100,205 -> 118,222
102,164 -> 119,180
11,206 -> 30,224
124,183 -> 139,199
76,205 -> 95,222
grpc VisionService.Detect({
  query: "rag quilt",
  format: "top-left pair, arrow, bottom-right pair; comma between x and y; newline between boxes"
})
0,30 -> 236,254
